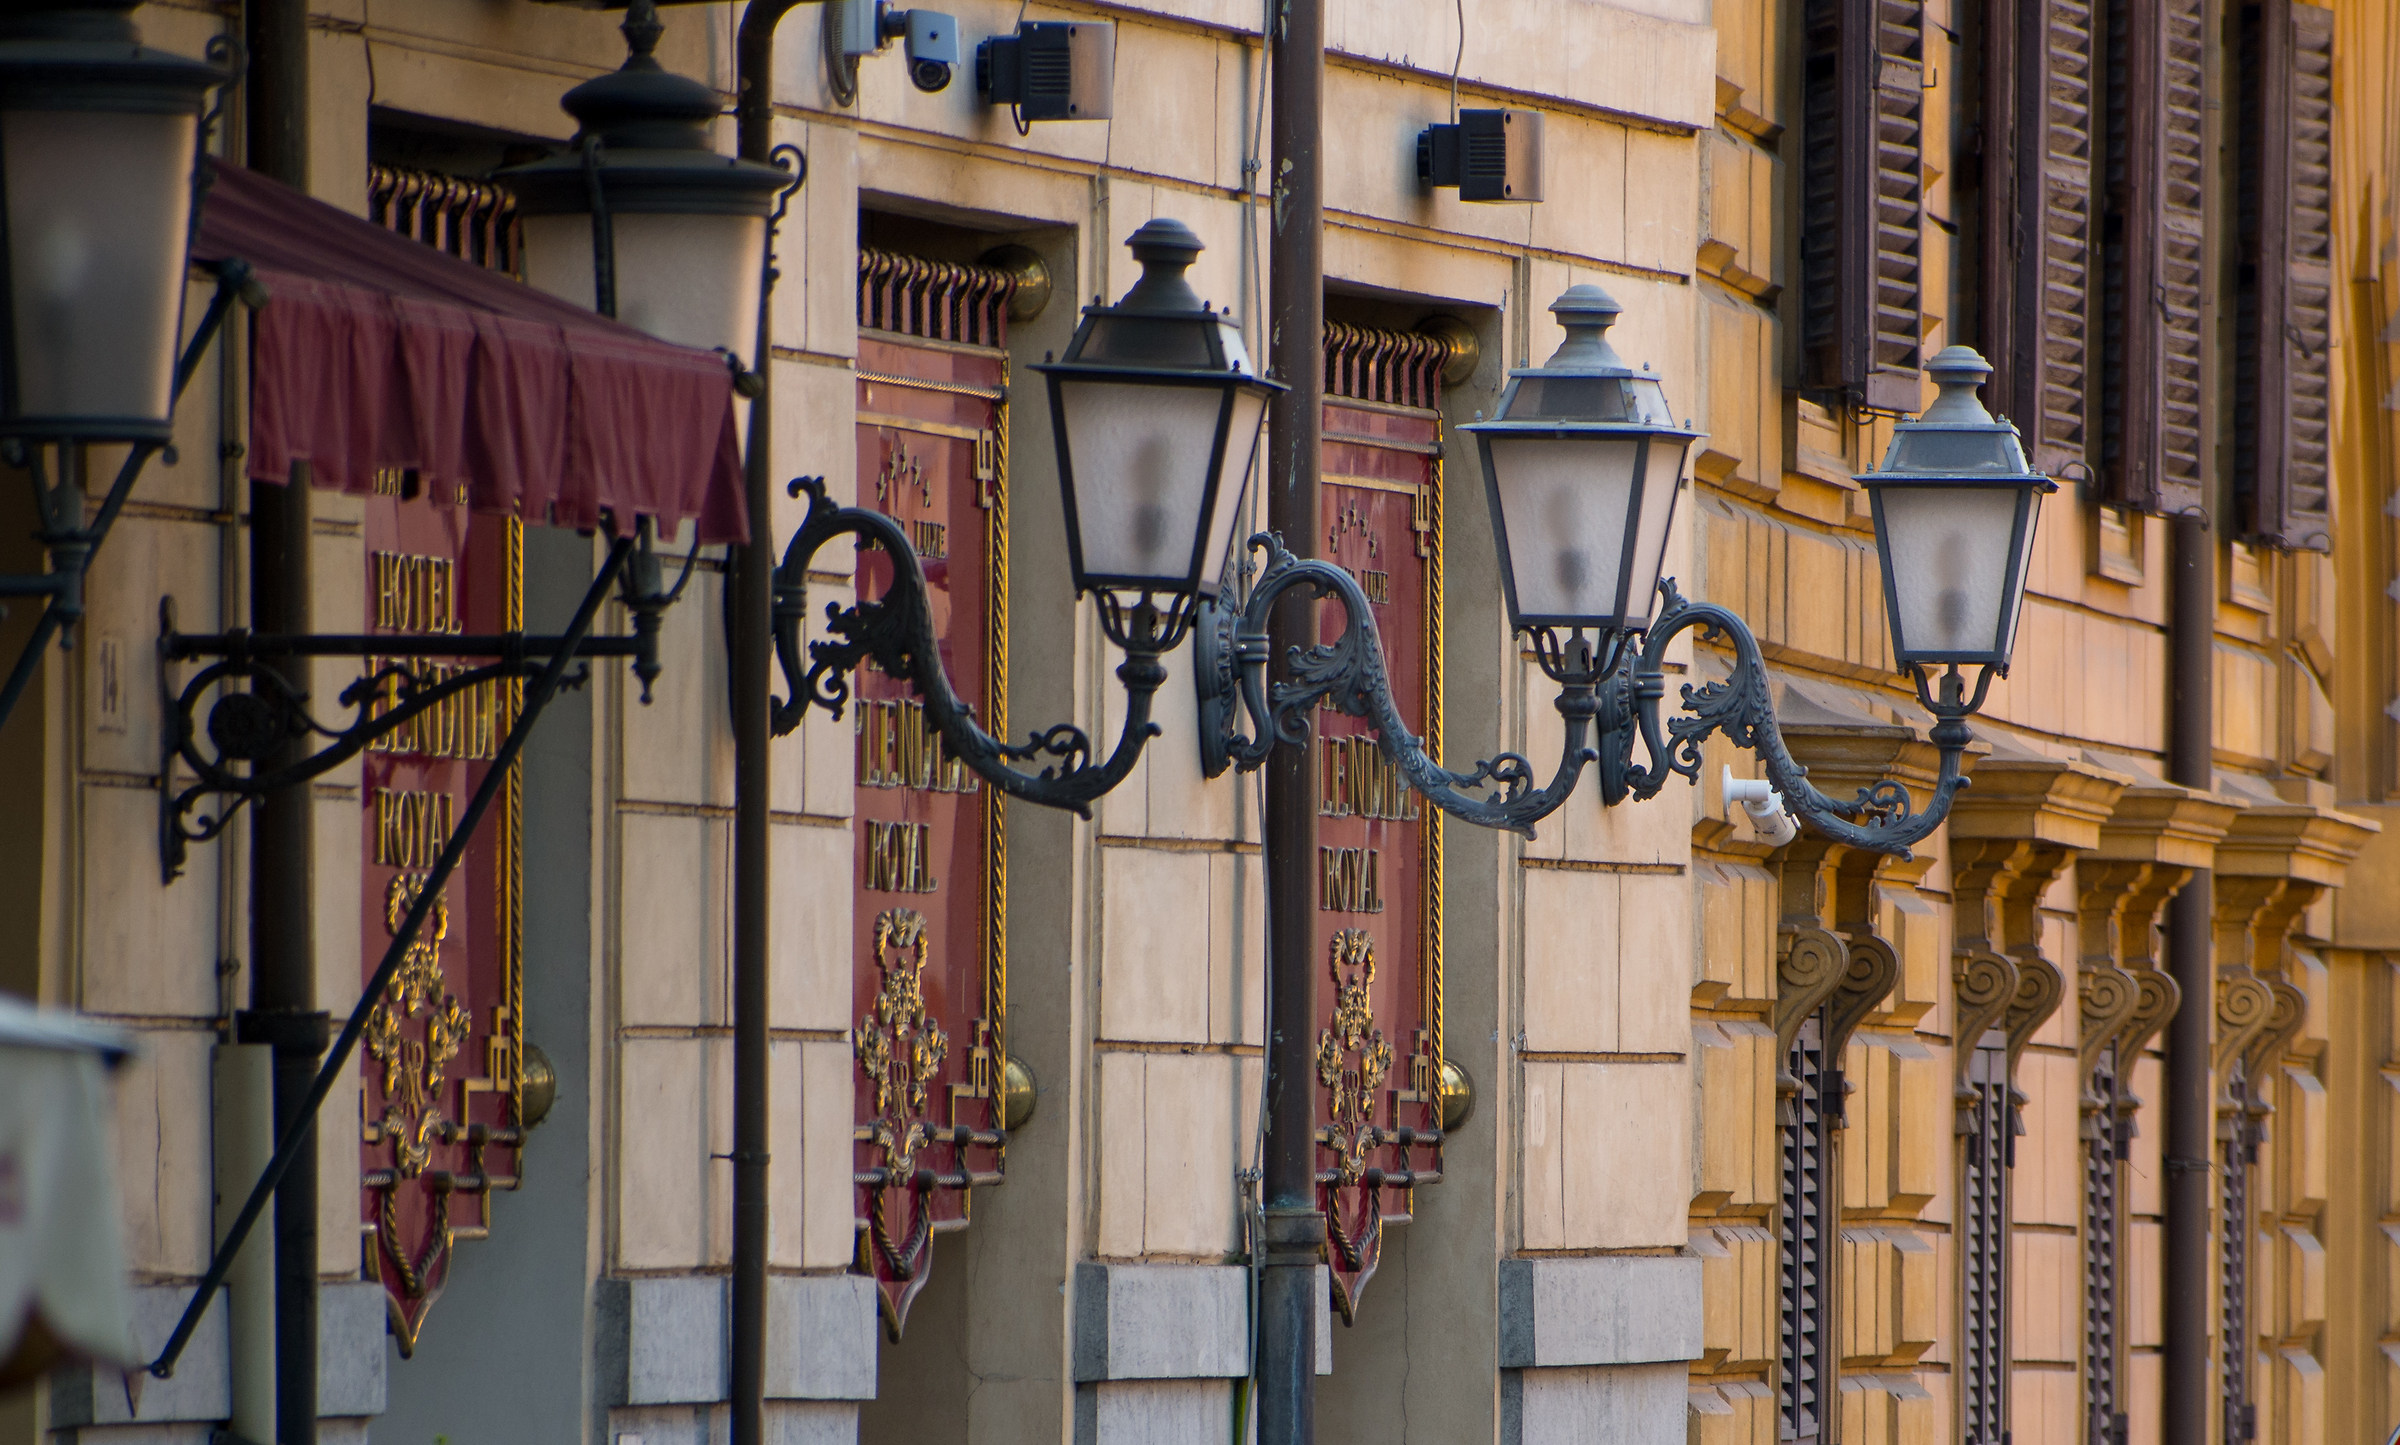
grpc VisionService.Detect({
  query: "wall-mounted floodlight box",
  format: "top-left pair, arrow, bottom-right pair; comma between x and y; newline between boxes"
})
976,21 -> 1115,120
1417,108 -> 1544,202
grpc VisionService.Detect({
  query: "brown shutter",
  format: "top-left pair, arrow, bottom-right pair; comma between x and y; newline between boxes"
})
2099,0 -> 2207,515
2236,0 -> 2336,549
1984,0 -> 2096,476
1802,0 -> 1924,413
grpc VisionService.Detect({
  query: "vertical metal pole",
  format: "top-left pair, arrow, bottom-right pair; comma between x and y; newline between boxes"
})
2161,512 -> 2214,1445
731,7 -> 800,1444
243,4 -> 322,1442
1260,0 -> 1323,1440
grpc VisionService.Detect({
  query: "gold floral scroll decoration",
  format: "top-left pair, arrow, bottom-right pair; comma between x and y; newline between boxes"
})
1317,929 -> 1393,1188
859,909 -> 948,1185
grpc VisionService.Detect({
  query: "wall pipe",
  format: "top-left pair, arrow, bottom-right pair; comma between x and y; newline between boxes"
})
2161,511 -> 2215,1443
241,2 -> 326,1441
732,7 -> 803,1445
1259,0 -> 1325,1440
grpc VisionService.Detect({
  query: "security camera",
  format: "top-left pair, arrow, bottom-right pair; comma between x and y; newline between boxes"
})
835,0 -> 958,93
902,9 -> 957,93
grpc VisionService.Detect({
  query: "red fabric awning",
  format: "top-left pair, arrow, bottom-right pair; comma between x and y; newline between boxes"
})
190,159 -> 747,544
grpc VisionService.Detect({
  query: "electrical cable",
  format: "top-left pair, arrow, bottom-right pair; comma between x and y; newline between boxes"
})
1450,0 -> 1464,122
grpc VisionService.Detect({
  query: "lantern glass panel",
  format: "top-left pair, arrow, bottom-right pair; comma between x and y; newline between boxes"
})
1875,484 -> 2027,658
1626,435 -> 1692,622
1195,385 -> 1266,595
3,107 -> 198,434
1055,377 -> 1231,591
1486,434 -> 1643,625
522,210 -> 767,359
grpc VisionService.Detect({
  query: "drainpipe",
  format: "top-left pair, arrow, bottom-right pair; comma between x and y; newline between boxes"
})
731,7 -> 801,1445
242,3 -> 326,1442
2161,512 -> 2214,1443
1259,0 -> 1323,1440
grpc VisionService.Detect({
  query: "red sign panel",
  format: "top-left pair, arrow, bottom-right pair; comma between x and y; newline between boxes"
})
356,479 -> 523,1354
851,330 -> 1007,1338
1315,397 -> 1444,1322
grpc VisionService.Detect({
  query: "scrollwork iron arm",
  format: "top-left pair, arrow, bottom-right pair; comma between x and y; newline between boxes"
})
1196,533 -> 1590,837
1196,540 -> 1981,856
1620,579 -> 1984,857
769,474 -> 1168,817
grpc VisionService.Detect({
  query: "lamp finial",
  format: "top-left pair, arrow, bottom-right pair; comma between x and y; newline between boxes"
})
1920,345 -> 1997,425
1117,219 -> 1206,314
1543,284 -> 1629,372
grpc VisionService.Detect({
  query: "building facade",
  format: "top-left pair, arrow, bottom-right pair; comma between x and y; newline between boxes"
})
9,1 -> 2400,1444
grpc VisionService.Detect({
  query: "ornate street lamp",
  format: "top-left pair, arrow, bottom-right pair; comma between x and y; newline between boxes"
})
1460,285 -> 1699,676
0,1 -> 222,442
1037,217 -> 1281,613
1859,345 -> 2054,672
771,221 -> 1277,812
501,0 -> 790,353
0,2 -> 236,733
1196,295 -> 2035,856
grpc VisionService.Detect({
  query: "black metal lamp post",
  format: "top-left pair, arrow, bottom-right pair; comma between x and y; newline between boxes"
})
1465,285 -> 1700,670
0,0 -> 221,442
771,220 -> 1278,810
1860,344 -> 2054,672
0,1 -> 234,731
502,0 -> 790,350
1195,294 -> 2035,857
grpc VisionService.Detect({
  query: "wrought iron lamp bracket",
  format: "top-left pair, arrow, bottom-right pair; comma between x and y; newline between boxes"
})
768,473 -> 1169,816
158,524 -> 691,881
1195,538 -> 1985,856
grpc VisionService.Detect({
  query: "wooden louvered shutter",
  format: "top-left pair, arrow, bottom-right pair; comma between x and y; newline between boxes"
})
1802,0 -> 1925,413
2236,0 -> 2336,549
2099,0 -> 2207,514
1982,0 -> 2095,476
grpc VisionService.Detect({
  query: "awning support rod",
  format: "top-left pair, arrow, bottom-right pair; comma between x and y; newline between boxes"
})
0,260 -> 255,732
146,530 -> 635,1380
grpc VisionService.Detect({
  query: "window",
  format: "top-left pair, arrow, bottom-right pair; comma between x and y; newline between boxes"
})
1980,0 -> 2095,479
2234,0 -> 2337,549
2097,0 -> 2207,513
1800,0 -> 1925,413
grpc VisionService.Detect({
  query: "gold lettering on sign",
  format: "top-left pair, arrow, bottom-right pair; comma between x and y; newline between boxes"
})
907,519 -> 948,560
1320,736 -> 1420,821
373,551 -> 462,635
866,821 -> 939,893
375,788 -> 455,870
365,661 -> 505,760
1357,568 -> 1391,604
1320,846 -> 1384,914
856,699 -> 979,793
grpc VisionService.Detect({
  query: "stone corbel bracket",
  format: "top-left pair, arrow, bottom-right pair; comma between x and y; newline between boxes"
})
2079,770 -> 2240,1148
1766,711 -> 1937,1123
2209,799 -> 2378,1122
1944,752 -> 2131,1129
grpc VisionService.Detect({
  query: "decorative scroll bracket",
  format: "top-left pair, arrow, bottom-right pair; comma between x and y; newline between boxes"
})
769,474 -> 1169,816
157,520 -> 693,882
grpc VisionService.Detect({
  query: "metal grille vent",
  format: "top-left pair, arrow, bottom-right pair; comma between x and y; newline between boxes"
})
1961,1038 -> 2012,1445
858,249 -> 1016,348
1778,1014 -> 1832,1445
2084,1047 -> 2127,1445
2222,1063 -> 2259,1444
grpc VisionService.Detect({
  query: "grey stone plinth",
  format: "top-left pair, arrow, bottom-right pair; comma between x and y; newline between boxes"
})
51,1284 -> 228,1427
1497,1255 -> 1702,1368
603,1274 -> 878,1407
1073,1263 -> 1249,1382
